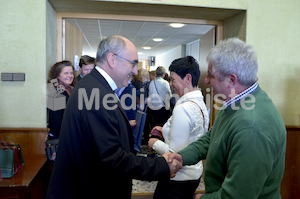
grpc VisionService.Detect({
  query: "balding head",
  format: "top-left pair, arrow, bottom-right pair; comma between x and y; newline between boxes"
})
95,35 -> 138,88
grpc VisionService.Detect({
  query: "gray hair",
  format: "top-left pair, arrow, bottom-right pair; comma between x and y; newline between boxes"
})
96,35 -> 126,64
207,38 -> 258,86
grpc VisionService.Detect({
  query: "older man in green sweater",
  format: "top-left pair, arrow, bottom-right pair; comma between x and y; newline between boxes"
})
167,38 -> 286,199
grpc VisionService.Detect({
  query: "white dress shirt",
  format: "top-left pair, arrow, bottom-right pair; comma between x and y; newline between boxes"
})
95,66 -> 118,92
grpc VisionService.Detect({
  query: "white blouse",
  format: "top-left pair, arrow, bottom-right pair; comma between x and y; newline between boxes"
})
152,89 -> 209,181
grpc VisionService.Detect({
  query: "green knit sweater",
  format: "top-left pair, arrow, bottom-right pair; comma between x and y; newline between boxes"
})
179,86 -> 286,199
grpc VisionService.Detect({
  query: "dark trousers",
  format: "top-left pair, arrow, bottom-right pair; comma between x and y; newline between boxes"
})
142,108 -> 153,145
153,178 -> 201,199
151,107 -> 170,127
142,107 -> 170,144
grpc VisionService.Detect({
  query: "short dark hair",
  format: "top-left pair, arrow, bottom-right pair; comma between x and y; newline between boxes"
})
79,55 -> 95,68
169,56 -> 200,87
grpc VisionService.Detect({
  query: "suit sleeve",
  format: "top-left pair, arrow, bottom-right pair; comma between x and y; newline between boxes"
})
82,98 -> 170,181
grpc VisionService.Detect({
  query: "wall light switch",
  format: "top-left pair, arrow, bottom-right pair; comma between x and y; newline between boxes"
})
13,73 -> 25,81
1,73 -> 13,81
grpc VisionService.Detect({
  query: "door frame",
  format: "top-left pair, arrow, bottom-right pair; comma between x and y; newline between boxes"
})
55,12 -> 223,61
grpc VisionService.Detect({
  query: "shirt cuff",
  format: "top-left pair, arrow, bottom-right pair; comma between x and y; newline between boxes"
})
153,140 -> 169,155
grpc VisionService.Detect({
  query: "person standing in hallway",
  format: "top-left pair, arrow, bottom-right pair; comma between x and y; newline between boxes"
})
76,55 -> 95,82
139,69 -> 152,145
148,66 -> 172,129
166,38 -> 287,199
47,35 -> 182,199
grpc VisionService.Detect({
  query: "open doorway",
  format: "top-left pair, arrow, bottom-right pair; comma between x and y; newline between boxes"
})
56,13 -> 222,123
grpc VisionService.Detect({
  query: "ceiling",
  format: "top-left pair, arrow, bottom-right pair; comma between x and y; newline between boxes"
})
65,18 -> 214,60
49,0 -> 244,60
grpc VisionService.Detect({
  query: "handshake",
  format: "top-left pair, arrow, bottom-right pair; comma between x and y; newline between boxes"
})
162,152 -> 183,178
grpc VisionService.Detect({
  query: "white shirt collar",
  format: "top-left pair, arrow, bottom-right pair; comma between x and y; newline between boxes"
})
95,65 -> 118,92
176,89 -> 204,104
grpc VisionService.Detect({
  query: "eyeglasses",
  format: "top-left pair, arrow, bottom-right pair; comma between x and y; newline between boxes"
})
113,53 -> 138,67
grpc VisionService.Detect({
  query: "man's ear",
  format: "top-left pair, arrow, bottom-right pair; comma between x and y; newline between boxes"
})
107,53 -> 116,69
227,74 -> 238,88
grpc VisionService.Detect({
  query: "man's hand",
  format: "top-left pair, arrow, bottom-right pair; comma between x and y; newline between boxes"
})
164,152 -> 183,165
162,153 -> 182,178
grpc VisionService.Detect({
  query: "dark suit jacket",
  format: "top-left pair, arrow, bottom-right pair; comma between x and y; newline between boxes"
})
76,74 -> 82,82
47,69 -> 170,199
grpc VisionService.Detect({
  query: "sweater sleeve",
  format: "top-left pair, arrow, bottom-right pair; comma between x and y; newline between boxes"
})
179,127 -> 211,165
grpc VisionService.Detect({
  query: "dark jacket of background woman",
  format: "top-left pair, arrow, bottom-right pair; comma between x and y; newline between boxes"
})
47,91 -> 69,138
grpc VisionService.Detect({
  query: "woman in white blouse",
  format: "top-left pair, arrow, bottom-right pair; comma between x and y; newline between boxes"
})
148,56 -> 209,199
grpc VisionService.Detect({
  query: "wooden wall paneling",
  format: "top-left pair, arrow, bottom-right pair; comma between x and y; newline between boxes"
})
64,20 -> 82,69
0,128 -> 48,157
281,126 -> 300,199
1,126 -> 299,198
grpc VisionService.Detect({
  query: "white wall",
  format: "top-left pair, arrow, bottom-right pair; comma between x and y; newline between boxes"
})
47,1 -> 57,74
151,45 -> 183,73
246,0 -> 300,126
0,0 -> 48,128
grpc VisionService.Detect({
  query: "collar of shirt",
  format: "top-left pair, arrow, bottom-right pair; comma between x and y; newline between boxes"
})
223,82 -> 258,107
95,65 -> 118,92
177,89 -> 203,104
115,87 -> 126,97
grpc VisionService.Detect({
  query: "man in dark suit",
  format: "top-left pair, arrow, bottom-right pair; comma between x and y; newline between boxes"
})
47,35 -> 182,199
